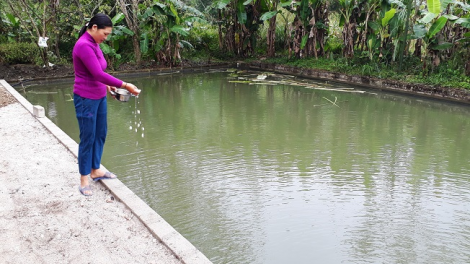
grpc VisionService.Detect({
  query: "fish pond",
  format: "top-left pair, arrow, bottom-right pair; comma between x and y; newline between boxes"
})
21,69 -> 470,264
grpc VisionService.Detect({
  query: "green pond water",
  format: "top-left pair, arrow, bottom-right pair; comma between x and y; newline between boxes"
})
21,69 -> 470,264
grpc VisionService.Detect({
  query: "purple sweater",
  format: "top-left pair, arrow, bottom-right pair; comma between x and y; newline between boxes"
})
73,31 -> 123,99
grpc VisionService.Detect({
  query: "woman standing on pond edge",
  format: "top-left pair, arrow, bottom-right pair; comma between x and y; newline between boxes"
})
73,13 -> 140,196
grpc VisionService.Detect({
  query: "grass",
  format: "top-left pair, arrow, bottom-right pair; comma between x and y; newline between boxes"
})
263,56 -> 470,90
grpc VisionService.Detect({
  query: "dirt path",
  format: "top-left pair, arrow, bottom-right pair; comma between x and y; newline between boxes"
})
0,85 -> 183,264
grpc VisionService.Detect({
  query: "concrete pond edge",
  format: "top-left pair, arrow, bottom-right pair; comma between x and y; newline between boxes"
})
0,79 -> 213,264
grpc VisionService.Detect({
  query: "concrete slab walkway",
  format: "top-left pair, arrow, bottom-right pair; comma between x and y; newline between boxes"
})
0,80 -> 212,264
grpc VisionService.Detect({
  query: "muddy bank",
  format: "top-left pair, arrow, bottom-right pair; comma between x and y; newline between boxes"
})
0,64 -> 74,83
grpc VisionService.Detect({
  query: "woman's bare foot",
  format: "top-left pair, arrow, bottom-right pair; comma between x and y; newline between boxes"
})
79,175 -> 92,196
90,169 -> 117,181
90,168 -> 107,180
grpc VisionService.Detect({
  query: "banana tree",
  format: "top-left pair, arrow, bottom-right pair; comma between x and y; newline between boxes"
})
396,0 -> 413,71
412,15 -> 449,72
358,0 -> 381,52
239,0 -> 265,56
281,0 -> 329,59
211,0 -> 269,57
411,0 -> 452,72
278,0 -> 300,58
145,0 -> 205,66
207,0 -> 233,52
2,13 -> 21,42
309,0 -> 329,58
368,8 -> 396,59
454,14 -> 470,75
335,0 -> 357,58
260,0 -> 280,57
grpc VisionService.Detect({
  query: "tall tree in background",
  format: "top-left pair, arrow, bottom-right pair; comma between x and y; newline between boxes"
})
333,0 -> 357,58
262,0 -> 279,57
212,0 -> 266,57
308,0 -> 330,58
143,0 -> 205,66
117,0 -> 142,65
7,0 -> 51,66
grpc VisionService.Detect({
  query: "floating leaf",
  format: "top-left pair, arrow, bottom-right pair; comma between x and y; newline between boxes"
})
229,80 -> 252,83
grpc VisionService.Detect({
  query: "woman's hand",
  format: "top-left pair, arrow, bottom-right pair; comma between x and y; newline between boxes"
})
122,82 -> 141,96
107,85 -> 117,93
107,86 -> 117,98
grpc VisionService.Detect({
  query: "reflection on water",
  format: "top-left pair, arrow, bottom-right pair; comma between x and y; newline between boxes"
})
21,70 -> 470,264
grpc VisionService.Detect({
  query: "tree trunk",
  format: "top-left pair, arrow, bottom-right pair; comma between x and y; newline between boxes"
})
10,0 -> 50,67
118,0 -> 141,66
308,7 -> 317,59
360,12 -> 371,52
465,60 -> 470,76
293,17 -> 302,58
267,13 -> 277,57
224,8 -> 236,55
50,0 -> 61,59
342,22 -> 355,58
414,38 -> 422,58
132,36 -> 141,65
218,10 -> 223,51
315,3 -> 328,57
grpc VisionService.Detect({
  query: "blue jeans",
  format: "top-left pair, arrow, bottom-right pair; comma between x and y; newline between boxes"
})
73,94 -> 107,176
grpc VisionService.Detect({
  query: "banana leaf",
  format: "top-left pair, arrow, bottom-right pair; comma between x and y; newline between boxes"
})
216,0 -> 231,9
260,11 -> 278,21
140,33 -> 149,54
111,13 -> 125,24
432,42 -> 453,50
419,12 -> 437,24
382,8 -> 396,27
412,24 -> 426,39
300,35 -> 308,49
427,0 -> 441,14
428,16 -> 448,39
170,25 -> 190,36
455,18 -> 470,28
179,40 -> 194,49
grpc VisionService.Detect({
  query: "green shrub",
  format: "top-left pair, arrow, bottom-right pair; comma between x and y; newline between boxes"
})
185,24 -> 220,54
324,36 -> 342,55
0,42 -> 39,64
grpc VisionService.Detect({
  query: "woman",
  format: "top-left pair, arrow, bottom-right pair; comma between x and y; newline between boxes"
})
73,13 -> 140,196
